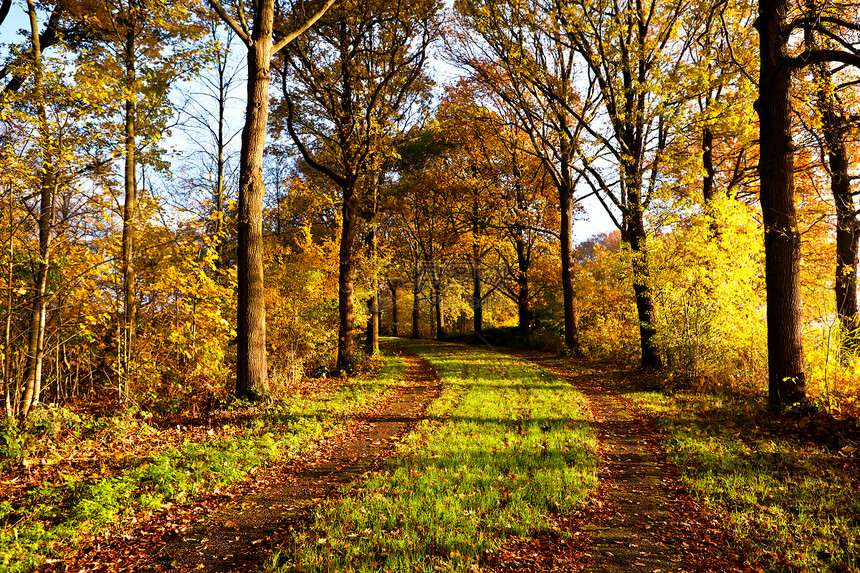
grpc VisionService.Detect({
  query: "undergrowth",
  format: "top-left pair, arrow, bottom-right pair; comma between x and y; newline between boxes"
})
626,389 -> 860,572
265,340 -> 598,573
0,351 -> 404,573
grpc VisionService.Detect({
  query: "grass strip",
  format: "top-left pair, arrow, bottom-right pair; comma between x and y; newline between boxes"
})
626,389 -> 860,572
0,351 -> 405,573
266,340 -> 598,573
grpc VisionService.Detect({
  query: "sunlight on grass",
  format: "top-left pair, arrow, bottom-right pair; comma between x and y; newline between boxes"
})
629,391 -> 860,572
0,352 -> 405,573
266,341 -> 598,573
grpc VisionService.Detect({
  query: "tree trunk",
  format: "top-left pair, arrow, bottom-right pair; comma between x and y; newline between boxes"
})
21,0 -> 55,418
809,49 -> 860,350
119,23 -> 137,405
214,39 -> 227,269
412,266 -> 420,338
559,180 -> 581,354
702,126 -> 715,204
625,190 -> 662,370
432,266 -> 445,340
515,228 -> 532,339
472,239 -> 482,336
755,0 -> 806,409
235,7 -> 274,398
335,184 -> 358,372
388,279 -> 399,336
365,177 -> 379,355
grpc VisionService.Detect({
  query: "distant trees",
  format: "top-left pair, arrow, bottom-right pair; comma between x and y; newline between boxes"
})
273,0 -> 440,372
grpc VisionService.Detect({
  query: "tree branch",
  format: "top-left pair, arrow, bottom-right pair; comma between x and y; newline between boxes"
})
207,0 -> 250,46
273,0 -> 337,54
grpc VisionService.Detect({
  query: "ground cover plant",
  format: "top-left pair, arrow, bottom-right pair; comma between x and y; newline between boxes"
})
0,353 -> 405,573
264,340 -> 599,572
622,384 -> 860,572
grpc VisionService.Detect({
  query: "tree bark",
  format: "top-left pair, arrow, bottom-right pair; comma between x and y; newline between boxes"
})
387,278 -> 399,336
808,39 -> 860,350
21,0 -> 56,418
412,265 -> 420,338
755,0 -> 807,409
336,184 -> 358,372
472,222 -> 483,336
515,227 -> 532,339
119,21 -> 137,405
235,7 -> 274,398
559,180 -> 581,354
365,176 -> 379,355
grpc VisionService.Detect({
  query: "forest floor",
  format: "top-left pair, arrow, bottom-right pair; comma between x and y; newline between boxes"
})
3,340 -> 859,572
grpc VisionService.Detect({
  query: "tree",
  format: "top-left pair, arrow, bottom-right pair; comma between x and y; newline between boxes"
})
208,0 -> 336,397
452,0 -> 589,354
802,4 -> 860,352
19,0 -> 57,417
274,0 -> 440,372
755,0 -> 860,408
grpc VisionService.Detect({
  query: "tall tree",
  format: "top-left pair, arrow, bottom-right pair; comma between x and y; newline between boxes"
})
71,0 -> 203,403
453,0 -> 591,354
557,0 -> 702,369
274,0 -> 439,372
803,4 -> 860,351
19,0 -> 57,417
755,0 -> 860,408
208,0 -> 336,397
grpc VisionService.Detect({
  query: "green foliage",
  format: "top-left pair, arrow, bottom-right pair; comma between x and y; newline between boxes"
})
268,341 -> 598,572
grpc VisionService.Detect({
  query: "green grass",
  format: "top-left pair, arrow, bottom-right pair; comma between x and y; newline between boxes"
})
266,340 -> 599,573
0,351 -> 405,573
626,389 -> 860,572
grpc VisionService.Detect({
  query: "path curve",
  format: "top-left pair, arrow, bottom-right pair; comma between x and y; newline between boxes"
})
161,344 -> 441,572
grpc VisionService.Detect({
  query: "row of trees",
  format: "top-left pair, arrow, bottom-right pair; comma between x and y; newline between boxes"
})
2,0 -> 859,419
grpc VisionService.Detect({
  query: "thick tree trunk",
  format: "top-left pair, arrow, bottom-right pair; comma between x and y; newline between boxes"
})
235,10 -> 274,398
119,24 -> 137,405
335,185 -> 358,372
21,0 -> 55,418
755,0 -> 806,409
559,181 -> 581,354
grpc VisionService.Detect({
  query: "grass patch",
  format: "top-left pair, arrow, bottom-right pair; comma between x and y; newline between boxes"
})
0,351 -> 405,573
266,340 -> 598,573
626,389 -> 860,572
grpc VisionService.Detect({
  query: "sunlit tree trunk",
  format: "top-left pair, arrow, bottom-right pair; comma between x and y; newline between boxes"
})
211,0 -> 335,397
119,21 -> 137,406
755,0 -> 806,409
21,0 -> 56,418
